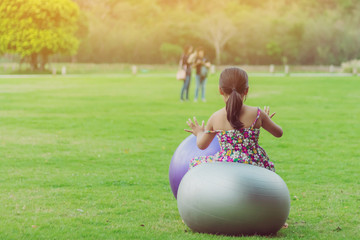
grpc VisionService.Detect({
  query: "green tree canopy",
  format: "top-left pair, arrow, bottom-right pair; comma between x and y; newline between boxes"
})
0,0 -> 80,70
2,0 -> 360,65
70,0 -> 360,65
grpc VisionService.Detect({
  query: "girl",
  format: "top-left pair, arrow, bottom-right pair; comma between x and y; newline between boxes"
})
193,47 -> 211,102
184,67 -> 283,171
180,45 -> 194,101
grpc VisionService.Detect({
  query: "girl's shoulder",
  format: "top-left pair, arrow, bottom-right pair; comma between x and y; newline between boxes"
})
210,107 -> 226,119
206,108 -> 225,126
241,105 -> 263,128
243,105 -> 259,111
207,108 -> 229,131
243,105 -> 264,115
242,105 -> 261,117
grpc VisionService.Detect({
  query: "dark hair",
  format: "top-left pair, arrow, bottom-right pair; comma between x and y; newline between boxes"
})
184,45 -> 193,54
219,67 -> 249,130
196,46 -> 204,52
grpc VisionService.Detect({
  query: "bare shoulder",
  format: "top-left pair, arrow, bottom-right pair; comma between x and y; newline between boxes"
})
214,107 -> 226,116
244,105 -> 259,112
242,105 -> 262,128
208,108 -> 225,121
206,108 -> 226,130
242,105 -> 260,116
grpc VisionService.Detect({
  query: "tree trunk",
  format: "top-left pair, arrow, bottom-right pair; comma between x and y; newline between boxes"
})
30,53 -> 38,71
40,53 -> 48,71
19,57 -> 25,71
71,55 -> 77,63
214,42 -> 221,65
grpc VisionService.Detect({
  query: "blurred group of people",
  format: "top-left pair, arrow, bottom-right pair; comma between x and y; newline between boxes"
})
180,46 -> 211,102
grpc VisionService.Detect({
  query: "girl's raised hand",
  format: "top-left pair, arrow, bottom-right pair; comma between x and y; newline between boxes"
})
184,117 -> 205,136
264,106 -> 276,118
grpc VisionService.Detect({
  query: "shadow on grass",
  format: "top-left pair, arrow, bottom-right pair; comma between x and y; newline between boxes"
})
182,225 -> 293,239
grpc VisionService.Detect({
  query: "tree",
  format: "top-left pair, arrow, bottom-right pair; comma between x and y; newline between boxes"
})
11,0 -> 359,65
160,43 -> 183,64
196,14 -> 236,65
0,0 -> 80,70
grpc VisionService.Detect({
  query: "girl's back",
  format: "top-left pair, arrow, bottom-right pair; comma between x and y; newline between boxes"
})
209,104 -> 282,137
210,105 -> 261,131
190,106 -> 276,171
185,67 -> 282,171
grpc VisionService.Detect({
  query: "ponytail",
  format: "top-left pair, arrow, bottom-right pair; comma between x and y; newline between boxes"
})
226,89 -> 244,130
219,67 -> 249,130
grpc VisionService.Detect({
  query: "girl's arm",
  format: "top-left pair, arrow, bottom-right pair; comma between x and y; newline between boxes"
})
261,106 -> 283,138
184,116 -> 216,150
204,59 -> 211,68
187,53 -> 196,64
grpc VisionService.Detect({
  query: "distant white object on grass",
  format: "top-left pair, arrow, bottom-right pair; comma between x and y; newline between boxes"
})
329,65 -> 334,73
352,67 -> 357,75
284,65 -> 289,75
210,65 -> 215,74
270,64 -> 275,73
132,65 -> 137,75
61,66 -> 66,75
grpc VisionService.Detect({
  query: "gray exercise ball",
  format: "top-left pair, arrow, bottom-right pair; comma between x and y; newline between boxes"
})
177,162 -> 290,236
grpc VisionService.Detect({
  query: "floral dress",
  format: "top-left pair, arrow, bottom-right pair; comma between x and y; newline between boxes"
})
189,108 -> 275,172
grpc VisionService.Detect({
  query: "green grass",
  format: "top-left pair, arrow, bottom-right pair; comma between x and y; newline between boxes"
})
0,73 -> 359,239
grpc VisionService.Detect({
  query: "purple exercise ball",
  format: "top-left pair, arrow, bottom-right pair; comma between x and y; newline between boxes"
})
169,134 -> 220,198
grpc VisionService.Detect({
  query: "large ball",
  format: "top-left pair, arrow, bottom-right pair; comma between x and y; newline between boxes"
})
169,134 -> 220,199
177,162 -> 290,236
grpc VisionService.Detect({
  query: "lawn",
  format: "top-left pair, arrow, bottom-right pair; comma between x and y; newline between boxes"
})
0,72 -> 359,239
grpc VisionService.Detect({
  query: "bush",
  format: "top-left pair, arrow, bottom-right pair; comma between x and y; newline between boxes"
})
341,59 -> 360,73
160,43 -> 183,64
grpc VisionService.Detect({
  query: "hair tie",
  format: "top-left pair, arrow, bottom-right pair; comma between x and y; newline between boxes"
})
232,88 -> 236,92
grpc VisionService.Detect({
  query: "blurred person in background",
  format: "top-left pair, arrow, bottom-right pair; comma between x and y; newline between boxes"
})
180,45 -> 194,101
193,47 -> 211,102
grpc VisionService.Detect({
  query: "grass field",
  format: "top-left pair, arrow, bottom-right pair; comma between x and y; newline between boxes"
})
0,72 -> 359,239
